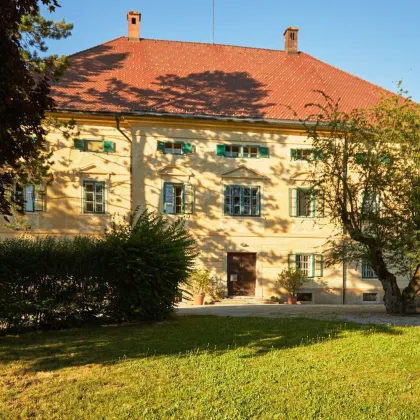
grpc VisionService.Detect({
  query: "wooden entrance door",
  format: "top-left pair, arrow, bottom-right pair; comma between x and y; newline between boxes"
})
227,253 -> 257,296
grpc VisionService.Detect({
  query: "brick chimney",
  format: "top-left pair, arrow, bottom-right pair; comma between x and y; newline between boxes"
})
284,27 -> 299,54
127,11 -> 141,41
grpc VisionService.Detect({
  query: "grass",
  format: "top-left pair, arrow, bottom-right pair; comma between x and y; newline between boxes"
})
0,316 -> 419,419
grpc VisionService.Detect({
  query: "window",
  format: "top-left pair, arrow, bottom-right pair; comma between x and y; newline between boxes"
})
362,191 -> 380,217
14,184 -> 46,212
290,148 -> 323,161
288,254 -> 323,277
74,139 -> 115,153
157,141 -> 193,155
289,188 -> 323,217
225,145 -> 241,157
83,181 -> 105,214
362,292 -> 378,302
163,183 -> 194,214
297,292 -> 313,302
361,261 -> 377,279
216,144 -> 269,158
224,186 -> 260,217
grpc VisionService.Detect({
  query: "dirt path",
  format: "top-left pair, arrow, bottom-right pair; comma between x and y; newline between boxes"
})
176,303 -> 420,326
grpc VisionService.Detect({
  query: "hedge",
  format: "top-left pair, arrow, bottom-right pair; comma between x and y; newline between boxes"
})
0,209 -> 197,332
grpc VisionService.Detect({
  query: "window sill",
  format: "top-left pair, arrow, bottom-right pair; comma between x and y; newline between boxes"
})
80,213 -> 108,217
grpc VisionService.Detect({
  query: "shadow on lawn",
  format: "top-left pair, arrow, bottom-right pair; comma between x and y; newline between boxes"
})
0,316 -> 402,372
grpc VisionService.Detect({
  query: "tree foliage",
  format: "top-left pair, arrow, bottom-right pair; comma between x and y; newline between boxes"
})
0,0 -> 72,216
304,88 -> 420,313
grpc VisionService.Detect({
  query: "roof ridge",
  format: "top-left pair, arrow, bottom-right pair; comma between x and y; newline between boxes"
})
137,38 -> 284,53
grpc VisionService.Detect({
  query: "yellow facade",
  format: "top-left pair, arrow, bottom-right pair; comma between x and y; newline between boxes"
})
1,113 -> 406,303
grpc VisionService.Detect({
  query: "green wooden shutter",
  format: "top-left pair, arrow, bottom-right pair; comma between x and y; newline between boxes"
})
224,186 -> 231,215
259,146 -> 269,158
355,153 -> 367,165
183,183 -> 194,214
163,183 -> 174,214
216,144 -> 226,156
288,254 -> 296,271
311,191 -> 316,217
318,190 -> 325,217
312,149 -> 323,160
74,139 -> 85,151
290,149 -> 297,160
103,141 -> 114,153
182,143 -> 193,154
289,188 -> 297,216
157,141 -> 165,152
315,254 -> 323,277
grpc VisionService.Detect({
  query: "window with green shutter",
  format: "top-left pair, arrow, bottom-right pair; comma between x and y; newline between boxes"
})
290,148 -> 315,161
74,139 -> 115,153
289,188 -> 323,218
83,181 -> 105,214
157,141 -> 193,155
224,185 -> 260,217
163,182 -> 194,214
216,144 -> 269,158
288,253 -> 323,277
14,183 -> 46,213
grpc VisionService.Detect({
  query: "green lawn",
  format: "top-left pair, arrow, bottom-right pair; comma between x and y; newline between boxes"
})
1,316 -> 419,419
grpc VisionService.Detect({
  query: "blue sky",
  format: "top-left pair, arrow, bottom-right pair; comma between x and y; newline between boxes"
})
44,0 -> 419,101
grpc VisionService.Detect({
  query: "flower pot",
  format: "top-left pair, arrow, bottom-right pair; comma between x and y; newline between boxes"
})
287,296 -> 297,305
194,294 -> 205,305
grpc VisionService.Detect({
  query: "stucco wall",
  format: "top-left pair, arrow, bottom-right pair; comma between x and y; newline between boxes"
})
1,115 -> 408,303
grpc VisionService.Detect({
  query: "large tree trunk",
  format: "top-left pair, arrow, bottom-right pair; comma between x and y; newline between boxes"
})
401,264 -> 420,314
379,268 -> 420,315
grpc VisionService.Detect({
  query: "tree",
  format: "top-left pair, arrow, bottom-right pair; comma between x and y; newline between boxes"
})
303,89 -> 420,314
0,0 -> 72,216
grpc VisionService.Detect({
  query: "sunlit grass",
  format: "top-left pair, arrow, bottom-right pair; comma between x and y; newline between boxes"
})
1,316 -> 419,419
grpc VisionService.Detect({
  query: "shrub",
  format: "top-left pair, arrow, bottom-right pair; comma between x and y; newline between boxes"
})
0,208 -> 197,331
185,269 -> 211,296
276,269 -> 307,297
208,276 -> 227,301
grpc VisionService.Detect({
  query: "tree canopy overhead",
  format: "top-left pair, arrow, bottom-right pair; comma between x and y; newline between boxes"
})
0,0 -> 72,216
304,88 -> 420,314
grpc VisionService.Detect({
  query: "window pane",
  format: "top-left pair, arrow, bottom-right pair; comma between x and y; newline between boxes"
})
296,255 -> 310,276
174,186 -> 183,214
85,184 -> 94,192
95,184 -> 103,193
164,142 -> 173,153
173,143 -> 182,154
86,192 -> 94,201
243,146 -> 258,158
225,146 -> 240,157
86,202 -> 94,212
95,203 -> 103,213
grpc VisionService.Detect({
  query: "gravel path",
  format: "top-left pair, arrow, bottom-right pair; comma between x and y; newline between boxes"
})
176,303 -> 420,326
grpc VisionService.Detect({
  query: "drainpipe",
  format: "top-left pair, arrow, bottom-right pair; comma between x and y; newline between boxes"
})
342,136 -> 348,305
114,114 -> 133,214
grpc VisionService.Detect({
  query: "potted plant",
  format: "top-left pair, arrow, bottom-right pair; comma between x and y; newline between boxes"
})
187,269 -> 211,305
277,268 -> 307,304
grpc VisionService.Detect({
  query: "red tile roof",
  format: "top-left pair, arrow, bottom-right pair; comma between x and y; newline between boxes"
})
52,37 -> 392,121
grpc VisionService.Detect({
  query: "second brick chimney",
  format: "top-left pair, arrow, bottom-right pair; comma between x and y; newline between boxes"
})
284,27 -> 299,54
127,11 -> 141,41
